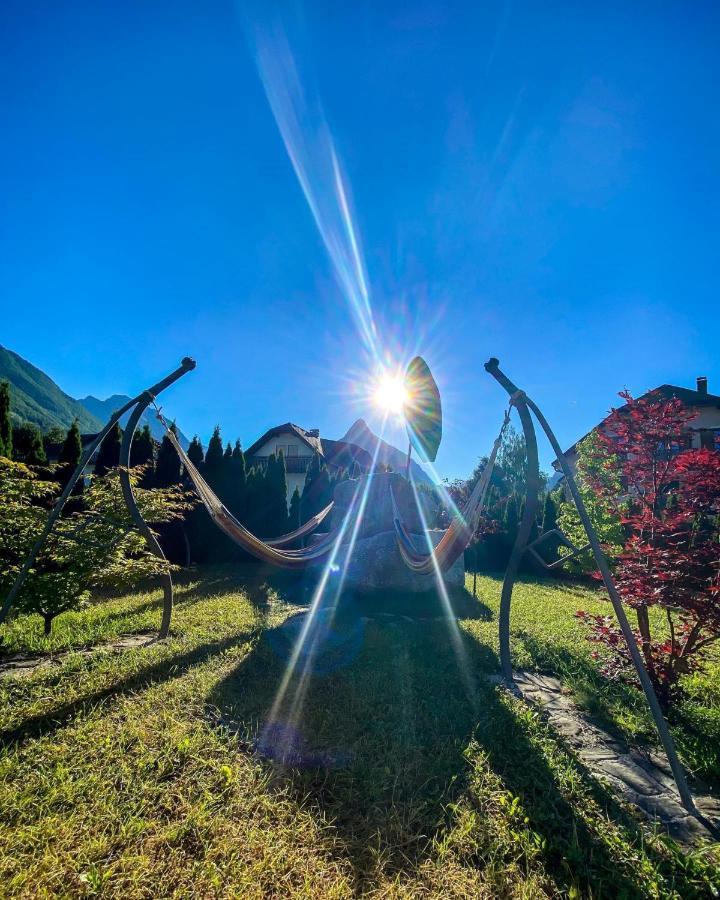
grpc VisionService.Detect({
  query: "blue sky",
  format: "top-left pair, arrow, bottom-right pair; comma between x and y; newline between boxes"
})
2,1 -> 719,479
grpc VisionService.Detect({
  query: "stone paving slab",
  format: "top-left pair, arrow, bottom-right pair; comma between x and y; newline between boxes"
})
0,632 -> 156,679
510,670 -> 720,845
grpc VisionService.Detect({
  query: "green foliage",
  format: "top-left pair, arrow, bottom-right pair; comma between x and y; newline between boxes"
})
204,425 -> 224,482
288,486 -> 301,531
130,424 -> 154,469
230,440 -> 246,492
154,424 -> 181,488
0,458 -> 190,633
12,423 -> 47,465
94,423 -> 122,476
301,452 -> 332,524
0,381 -> 12,458
59,420 -> 83,466
265,451 -> 288,537
557,431 -> 624,573
187,435 -> 204,468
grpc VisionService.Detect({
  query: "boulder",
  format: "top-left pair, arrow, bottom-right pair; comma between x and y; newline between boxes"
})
339,528 -> 464,593
328,473 -> 464,593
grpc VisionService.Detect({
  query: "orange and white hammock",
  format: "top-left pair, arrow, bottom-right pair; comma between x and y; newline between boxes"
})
159,422 -> 337,569
391,405 -> 511,574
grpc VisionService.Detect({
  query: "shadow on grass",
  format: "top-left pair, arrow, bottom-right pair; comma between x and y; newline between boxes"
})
0,630 -> 260,749
206,607 -> 708,896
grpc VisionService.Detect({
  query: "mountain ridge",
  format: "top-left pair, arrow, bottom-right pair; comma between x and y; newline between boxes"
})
341,418 -> 434,484
0,345 -> 189,448
0,345 -> 103,433
79,394 -> 189,449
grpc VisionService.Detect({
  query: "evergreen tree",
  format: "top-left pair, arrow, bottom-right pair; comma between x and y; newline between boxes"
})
187,435 -> 204,468
266,450 -> 288,536
204,425 -> 224,485
12,423 -> 47,465
43,426 -> 66,456
94,422 -> 122,475
0,381 -> 12,458
59,420 -> 82,466
538,491 -> 561,565
243,467 -> 263,534
503,494 -> 519,538
301,452 -> 326,519
25,426 -> 47,466
288,486 -> 301,531
155,424 -> 182,487
225,439 -> 247,516
231,440 -> 246,487
131,423 -> 154,468
313,467 -> 333,530
542,492 -> 558,533
223,441 -> 233,463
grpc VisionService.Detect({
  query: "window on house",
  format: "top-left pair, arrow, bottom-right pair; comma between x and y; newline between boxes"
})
286,445 -> 298,457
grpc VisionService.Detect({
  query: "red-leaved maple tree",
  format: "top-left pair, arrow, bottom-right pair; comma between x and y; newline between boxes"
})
575,390 -> 720,709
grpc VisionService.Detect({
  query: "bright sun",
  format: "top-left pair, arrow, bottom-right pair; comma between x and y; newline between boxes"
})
373,373 -> 408,415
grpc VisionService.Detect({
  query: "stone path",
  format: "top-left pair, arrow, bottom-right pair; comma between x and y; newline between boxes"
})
0,632 -> 156,679
508,670 -> 720,844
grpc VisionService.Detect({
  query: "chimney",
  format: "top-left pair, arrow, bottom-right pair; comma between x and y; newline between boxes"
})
307,428 -> 320,437
697,376 -> 708,395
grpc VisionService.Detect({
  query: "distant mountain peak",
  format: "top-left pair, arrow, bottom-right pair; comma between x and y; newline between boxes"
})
79,394 -> 189,449
340,418 -> 434,485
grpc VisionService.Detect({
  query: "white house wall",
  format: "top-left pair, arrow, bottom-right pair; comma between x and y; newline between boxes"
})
250,432 -> 314,507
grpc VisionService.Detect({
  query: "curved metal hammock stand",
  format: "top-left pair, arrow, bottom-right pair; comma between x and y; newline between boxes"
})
483,357 -> 697,816
0,358 -> 197,638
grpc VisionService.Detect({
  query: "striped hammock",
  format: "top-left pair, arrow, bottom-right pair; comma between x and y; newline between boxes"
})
160,425 -> 337,569
391,406 -> 511,575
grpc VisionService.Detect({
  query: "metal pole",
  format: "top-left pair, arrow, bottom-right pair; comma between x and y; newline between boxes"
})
119,395 -> 174,638
522,390 -> 696,814
0,357 -> 196,627
483,359 -> 542,682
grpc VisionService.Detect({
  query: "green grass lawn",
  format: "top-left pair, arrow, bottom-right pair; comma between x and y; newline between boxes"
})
1,568 -> 718,898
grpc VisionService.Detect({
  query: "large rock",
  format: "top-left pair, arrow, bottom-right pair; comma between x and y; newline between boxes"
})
327,473 -> 464,593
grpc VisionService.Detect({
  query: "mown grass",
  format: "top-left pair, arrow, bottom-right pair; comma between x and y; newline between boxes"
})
0,567 -> 718,898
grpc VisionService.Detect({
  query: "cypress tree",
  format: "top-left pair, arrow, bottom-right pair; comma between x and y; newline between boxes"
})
204,425 -> 224,486
155,424 -> 182,487
313,467 -> 333,530
0,381 -> 12,458
231,440 -> 246,487
94,422 -> 122,475
301,452 -> 325,519
131,423 -> 154,468
59,419 -> 82,466
226,439 -> 247,516
288,486 -> 301,531
244,466 -> 263,535
268,450 -> 288,536
539,492 -> 560,564
13,423 -> 47,465
187,435 -> 204,468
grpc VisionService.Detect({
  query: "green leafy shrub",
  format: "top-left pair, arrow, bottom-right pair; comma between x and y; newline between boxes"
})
0,458 -> 192,635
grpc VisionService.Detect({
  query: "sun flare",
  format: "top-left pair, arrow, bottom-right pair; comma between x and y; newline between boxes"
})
373,373 -> 408,415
